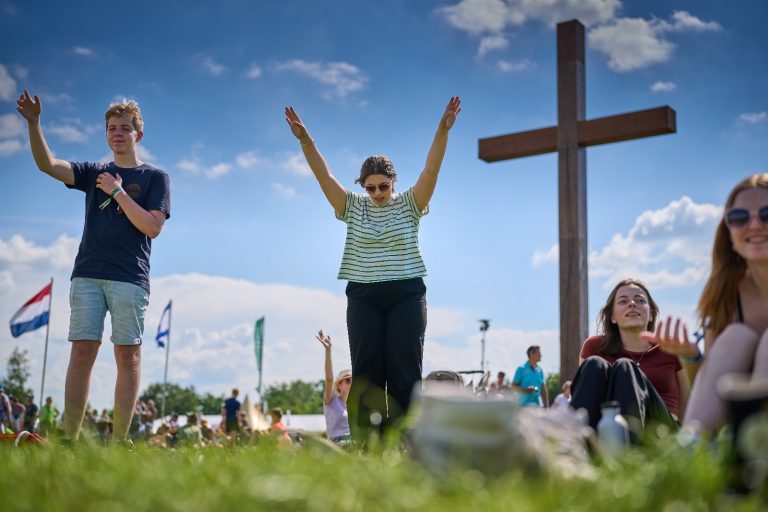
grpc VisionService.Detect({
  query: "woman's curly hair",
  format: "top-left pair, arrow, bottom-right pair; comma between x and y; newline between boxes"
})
355,155 -> 398,185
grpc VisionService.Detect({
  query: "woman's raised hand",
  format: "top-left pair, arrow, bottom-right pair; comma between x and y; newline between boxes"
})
316,330 -> 332,350
641,316 -> 700,358
439,96 -> 462,131
285,106 -> 310,141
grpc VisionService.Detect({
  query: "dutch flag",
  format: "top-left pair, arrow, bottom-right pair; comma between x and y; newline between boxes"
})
9,282 -> 52,338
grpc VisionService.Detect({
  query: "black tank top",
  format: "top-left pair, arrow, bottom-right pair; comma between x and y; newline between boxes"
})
737,294 -> 744,322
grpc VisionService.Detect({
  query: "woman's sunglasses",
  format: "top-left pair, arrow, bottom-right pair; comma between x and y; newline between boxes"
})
725,205 -> 768,229
364,183 -> 391,193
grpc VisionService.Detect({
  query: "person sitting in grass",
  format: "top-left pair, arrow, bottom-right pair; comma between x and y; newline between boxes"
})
570,279 -> 690,435
177,413 -> 203,447
316,330 -> 352,446
645,173 -> 768,436
269,407 -> 290,443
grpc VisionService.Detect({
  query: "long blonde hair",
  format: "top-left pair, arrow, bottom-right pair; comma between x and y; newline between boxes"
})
697,173 -> 768,336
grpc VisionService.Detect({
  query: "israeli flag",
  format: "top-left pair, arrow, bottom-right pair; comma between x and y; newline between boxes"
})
156,300 -> 172,348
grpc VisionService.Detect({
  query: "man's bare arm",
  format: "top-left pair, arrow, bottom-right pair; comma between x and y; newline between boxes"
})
17,90 -> 74,185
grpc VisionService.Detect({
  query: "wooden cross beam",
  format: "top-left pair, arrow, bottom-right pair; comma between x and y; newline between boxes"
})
478,19 -> 676,384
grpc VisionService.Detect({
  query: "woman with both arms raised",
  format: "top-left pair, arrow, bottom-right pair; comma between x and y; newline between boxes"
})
285,97 -> 461,441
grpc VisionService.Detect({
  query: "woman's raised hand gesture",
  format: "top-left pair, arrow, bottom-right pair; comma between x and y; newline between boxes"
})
285,106 -> 311,142
641,316 -> 700,359
439,96 -> 462,131
316,329 -> 332,350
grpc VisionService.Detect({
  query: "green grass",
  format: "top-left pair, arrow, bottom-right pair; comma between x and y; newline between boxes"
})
1,436 -> 765,512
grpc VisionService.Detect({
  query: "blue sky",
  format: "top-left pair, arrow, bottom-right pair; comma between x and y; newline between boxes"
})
0,0 -> 766,409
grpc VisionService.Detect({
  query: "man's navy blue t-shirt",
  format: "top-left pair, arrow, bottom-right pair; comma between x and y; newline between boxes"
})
223,398 -> 241,421
67,162 -> 171,292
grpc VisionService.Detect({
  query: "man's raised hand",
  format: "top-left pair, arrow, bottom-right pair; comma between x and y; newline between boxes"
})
17,90 -> 42,123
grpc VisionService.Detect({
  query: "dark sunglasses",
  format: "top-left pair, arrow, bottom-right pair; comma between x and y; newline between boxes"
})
725,205 -> 768,228
341,378 -> 352,384
364,183 -> 391,193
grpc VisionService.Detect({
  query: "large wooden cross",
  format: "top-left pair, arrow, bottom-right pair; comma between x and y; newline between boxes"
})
479,19 -> 676,383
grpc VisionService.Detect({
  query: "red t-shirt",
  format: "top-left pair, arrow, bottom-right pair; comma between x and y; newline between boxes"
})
580,335 -> 682,418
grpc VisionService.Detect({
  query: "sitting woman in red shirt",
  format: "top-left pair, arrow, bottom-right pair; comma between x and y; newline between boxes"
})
570,279 -> 690,434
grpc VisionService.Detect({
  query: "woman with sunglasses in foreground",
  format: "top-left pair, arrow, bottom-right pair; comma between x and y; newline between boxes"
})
316,330 -> 352,446
285,98 -> 461,442
644,173 -> 768,436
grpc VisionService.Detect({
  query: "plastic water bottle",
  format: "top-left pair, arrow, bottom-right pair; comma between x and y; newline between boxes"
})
597,401 -> 629,457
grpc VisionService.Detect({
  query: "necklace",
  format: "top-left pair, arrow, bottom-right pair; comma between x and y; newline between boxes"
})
626,345 -> 654,367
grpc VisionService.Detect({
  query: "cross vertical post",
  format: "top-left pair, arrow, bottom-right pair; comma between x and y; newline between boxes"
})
557,20 -> 588,386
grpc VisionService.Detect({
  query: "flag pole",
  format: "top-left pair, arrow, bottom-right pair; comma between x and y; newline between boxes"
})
161,300 -> 172,419
259,319 -> 263,397
39,277 -> 53,404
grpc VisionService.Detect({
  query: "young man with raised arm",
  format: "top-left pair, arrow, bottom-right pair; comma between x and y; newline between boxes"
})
17,90 -> 171,442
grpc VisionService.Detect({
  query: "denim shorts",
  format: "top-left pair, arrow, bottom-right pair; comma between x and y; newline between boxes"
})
68,277 -> 149,345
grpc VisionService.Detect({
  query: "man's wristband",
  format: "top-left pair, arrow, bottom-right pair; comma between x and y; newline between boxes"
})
681,350 -> 703,364
110,186 -> 125,198
300,138 -> 315,147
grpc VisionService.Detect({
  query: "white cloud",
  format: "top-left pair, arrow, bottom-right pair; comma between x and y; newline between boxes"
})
48,120 -> 99,143
588,17 -> 674,71
0,113 -> 25,138
0,138 -> 23,156
440,3 -> 720,72
438,0 -> 620,57
497,58 -> 532,72
175,155 -> 232,179
11,65 -> 28,80
438,0 -> 512,36
246,63 -> 262,79
274,60 -> 368,100
656,11 -> 722,33
235,150 -> 266,169
509,0 -> 619,27
0,112 -> 27,157
272,182 -> 296,198
73,46 -> 95,57
206,162 -> 232,179
531,243 -> 559,267
0,63 -> 17,100
427,327 -> 561,377
739,112 -> 767,125
532,196 -> 722,290
0,234 -> 79,270
650,81 -> 676,92
282,151 -> 312,176
137,145 -> 156,162
588,11 -> 720,72
38,92 -> 74,105
478,34 -> 509,57
176,157 -> 202,174
201,55 -> 227,76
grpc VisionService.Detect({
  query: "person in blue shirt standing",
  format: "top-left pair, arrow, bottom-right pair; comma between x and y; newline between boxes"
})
512,346 -> 549,407
17,90 -> 171,442
222,388 -> 241,435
